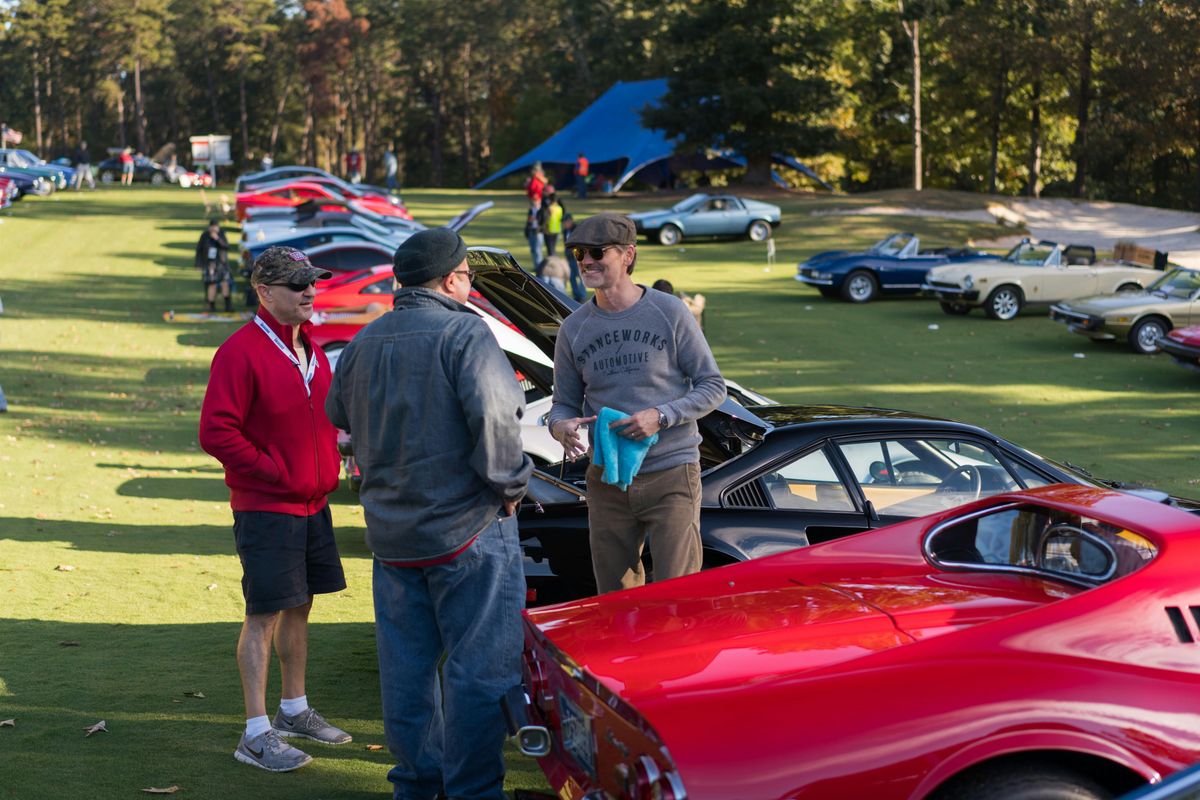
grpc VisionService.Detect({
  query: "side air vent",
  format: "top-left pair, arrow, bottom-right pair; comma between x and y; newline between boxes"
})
724,479 -> 769,509
1164,606 -> 1199,643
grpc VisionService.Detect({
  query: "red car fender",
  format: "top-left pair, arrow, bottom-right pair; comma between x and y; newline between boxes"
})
912,729 -> 1161,799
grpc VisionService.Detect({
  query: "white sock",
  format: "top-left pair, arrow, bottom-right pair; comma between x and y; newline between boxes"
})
245,715 -> 271,740
280,695 -> 308,716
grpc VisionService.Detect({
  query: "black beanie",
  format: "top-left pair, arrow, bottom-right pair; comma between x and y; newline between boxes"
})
392,228 -> 468,286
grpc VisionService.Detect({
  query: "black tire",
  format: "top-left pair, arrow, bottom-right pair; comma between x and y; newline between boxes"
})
817,286 -> 839,299
747,220 -> 771,242
1117,282 -> 1142,293
1127,316 -> 1169,354
940,301 -> 971,316
841,270 -> 878,303
100,170 -> 116,184
657,224 -> 682,246
984,285 -> 1023,320
934,761 -> 1111,800
150,172 -> 165,186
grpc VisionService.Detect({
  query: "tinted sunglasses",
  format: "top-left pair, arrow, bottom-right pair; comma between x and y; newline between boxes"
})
569,244 -> 620,262
272,281 -> 316,292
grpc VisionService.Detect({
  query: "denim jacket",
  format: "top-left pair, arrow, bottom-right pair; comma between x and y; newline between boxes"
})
326,288 -> 532,563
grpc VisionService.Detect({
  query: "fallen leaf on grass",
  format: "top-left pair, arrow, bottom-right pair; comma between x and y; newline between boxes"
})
84,720 -> 107,737
206,583 -> 217,591
365,744 -> 385,751
141,787 -> 180,794
0,719 -> 14,727
183,691 -> 205,699
55,564 -> 76,572
58,640 -> 80,647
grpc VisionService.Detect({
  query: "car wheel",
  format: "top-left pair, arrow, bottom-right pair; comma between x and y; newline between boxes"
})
1117,282 -> 1142,293
150,172 -> 164,186
747,220 -> 771,242
932,761 -> 1111,800
657,224 -> 682,246
841,270 -> 878,303
939,301 -> 971,316
100,170 -> 116,184
983,285 -> 1023,320
1128,316 -> 1169,354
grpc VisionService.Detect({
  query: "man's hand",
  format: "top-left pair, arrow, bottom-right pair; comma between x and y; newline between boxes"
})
611,408 -> 662,441
550,416 -> 596,462
503,499 -> 519,517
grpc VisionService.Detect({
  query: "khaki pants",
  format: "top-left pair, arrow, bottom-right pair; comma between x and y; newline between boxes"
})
586,462 -> 702,593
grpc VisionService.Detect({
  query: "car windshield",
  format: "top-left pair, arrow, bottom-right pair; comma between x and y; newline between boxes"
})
927,503 -> 1157,586
1003,241 -> 1057,266
868,233 -> 915,257
5,151 -> 33,168
671,194 -> 710,213
1147,269 -> 1200,299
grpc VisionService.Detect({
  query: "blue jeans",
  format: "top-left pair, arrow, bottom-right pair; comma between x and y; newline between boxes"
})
373,514 -> 524,800
527,233 -> 543,273
565,252 -> 586,301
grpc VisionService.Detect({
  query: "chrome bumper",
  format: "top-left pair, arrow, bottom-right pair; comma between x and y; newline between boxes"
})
795,272 -> 834,286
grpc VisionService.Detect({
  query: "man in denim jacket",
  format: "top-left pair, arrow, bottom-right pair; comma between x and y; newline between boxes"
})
326,228 -> 532,800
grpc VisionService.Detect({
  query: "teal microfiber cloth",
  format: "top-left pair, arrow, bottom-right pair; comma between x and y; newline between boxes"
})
593,406 -> 658,491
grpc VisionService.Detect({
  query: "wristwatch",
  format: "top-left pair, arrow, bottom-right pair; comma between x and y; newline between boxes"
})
656,408 -> 669,430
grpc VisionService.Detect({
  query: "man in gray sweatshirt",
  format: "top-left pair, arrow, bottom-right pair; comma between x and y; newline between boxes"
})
549,213 -> 726,593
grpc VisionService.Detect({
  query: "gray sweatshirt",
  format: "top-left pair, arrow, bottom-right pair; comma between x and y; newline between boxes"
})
549,287 -> 726,473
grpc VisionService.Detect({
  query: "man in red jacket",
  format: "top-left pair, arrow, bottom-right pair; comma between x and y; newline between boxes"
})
199,246 -> 350,773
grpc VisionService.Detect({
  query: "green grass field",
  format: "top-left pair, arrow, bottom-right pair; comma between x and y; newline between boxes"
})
0,186 -> 1196,798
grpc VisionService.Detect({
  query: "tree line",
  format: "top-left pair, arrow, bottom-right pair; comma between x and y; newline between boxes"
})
1,0 -> 1197,209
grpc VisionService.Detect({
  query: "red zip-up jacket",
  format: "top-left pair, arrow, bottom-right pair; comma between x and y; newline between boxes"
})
199,306 -> 340,515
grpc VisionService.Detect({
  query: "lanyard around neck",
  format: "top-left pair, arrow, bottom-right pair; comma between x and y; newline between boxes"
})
254,315 -> 316,397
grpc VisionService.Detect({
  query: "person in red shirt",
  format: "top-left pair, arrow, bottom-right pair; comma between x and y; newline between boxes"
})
524,162 -> 545,206
199,246 -> 351,772
574,152 -> 589,199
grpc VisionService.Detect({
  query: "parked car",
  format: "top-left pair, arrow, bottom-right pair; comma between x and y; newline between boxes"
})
1155,325 -> 1200,373
0,166 -> 50,197
235,165 -> 333,193
627,193 -> 781,246
2,148 -> 74,187
1049,267 -> 1200,354
795,232 -> 991,302
236,179 -> 412,220
509,485 -> 1200,799
923,239 -> 1159,320
96,154 -> 171,185
293,240 -> 395,274
173,168 -> 213,188
0,176 -> 18,208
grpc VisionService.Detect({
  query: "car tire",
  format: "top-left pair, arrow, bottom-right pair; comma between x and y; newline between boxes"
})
932,761 -> 1111,800
1117,282 -> 1142,293
747,220 -> 771,242
939,301 -> 971,316
657,224 -> 682,246
100,170 -> 116,184
150,172 -> 164,186
841,270 -> 878,303
1128,316 -> 1169,354
983,285 -> 1023,320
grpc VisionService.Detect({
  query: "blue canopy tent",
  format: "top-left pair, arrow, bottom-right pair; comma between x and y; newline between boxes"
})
474,79 -> 831,192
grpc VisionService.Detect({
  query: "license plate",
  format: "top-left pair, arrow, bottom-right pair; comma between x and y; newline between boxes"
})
558,693 -> 595,778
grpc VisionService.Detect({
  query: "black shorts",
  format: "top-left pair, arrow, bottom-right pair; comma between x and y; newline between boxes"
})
232,505 -> 346,615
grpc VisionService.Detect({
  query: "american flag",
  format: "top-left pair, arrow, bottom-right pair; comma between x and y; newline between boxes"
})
1,128 -> 22,144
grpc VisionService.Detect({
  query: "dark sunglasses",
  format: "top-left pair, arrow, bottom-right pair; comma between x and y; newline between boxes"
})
569,244 -> 619,262
450,268 -> 476,281
271,281 -> 316,292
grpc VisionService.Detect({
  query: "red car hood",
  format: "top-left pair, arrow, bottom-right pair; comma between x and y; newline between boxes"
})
529,561 -> 1066,708
1167,325 -> 1200,346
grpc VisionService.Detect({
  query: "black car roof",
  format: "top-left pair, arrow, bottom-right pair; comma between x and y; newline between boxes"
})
753,404 -> 951,428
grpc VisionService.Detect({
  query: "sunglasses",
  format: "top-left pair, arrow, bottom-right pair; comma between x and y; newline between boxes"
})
569,245 -> 620,262
450,268 -> 476,281
271,281 -> 316,292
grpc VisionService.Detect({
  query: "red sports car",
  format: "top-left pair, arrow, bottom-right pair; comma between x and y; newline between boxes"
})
0,176 -> 15,208
1157,325 -> 1200,373
235,180 -> 411,221
511,485 -> 1200,800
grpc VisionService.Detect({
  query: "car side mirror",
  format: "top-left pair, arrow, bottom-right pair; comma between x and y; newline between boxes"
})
1037,525 -> 1115,579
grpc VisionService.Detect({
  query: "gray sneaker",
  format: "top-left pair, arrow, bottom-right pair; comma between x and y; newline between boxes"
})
234,729 -> 313,772
272,707 -> 352,745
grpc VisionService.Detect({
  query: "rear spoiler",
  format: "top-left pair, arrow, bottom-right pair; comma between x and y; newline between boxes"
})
1114,241 -> 1169,270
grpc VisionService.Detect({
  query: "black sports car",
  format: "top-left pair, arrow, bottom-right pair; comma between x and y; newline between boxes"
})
96,155 -> 171,185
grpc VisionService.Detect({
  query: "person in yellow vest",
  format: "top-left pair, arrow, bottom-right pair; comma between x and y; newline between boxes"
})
540,190 -> 565,259
574,152 -> 589,199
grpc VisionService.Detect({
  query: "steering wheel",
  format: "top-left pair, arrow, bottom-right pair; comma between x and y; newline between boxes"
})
937,465 -> 983,500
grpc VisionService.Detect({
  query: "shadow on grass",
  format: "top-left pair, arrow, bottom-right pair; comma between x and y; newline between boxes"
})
0,618 -> 550,798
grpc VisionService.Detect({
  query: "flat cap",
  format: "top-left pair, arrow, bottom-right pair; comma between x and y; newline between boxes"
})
393,228 -> 467,286
251,246 -> 332,286
566,213 -> 636,247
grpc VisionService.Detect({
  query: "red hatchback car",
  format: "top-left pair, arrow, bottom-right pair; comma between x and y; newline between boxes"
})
511,485 -> 1200,800
1157,325 -> 1200,373
235,180 -> 412,221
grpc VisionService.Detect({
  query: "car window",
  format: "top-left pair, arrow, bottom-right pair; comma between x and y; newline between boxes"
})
339,249 -> 391,271
1004,241 -> 1057,266
837,438 -> 1019,517
362,277 -> 393,295
927,504 -> 1157,585
1148,269 -> 1200,299
763,448 -> 855,512
871,233 -> 915,257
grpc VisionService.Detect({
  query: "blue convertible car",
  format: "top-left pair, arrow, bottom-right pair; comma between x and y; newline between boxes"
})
795,232 -> 992,303
627,193 -> 782,246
